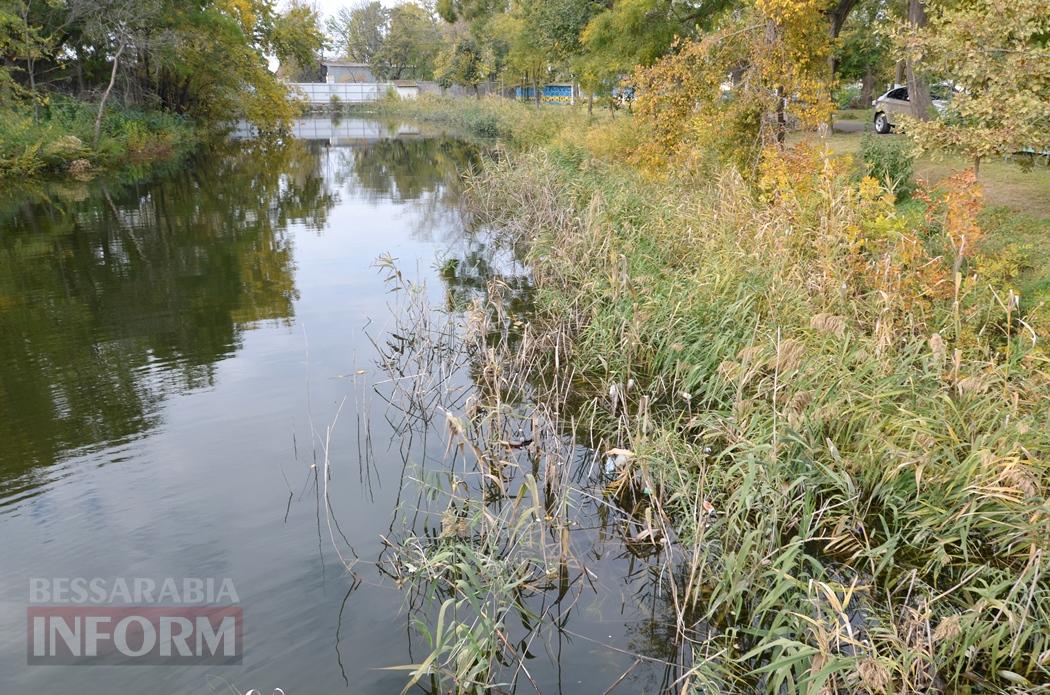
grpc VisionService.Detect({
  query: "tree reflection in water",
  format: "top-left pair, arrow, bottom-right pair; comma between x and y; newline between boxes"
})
0,138 -> 335,496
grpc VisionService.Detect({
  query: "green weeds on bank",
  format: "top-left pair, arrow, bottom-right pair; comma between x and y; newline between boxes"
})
0,96 -> 197,180
392,97 -> 1050,692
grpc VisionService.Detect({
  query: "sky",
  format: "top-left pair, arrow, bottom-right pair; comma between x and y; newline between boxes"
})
307,0 -> 403,21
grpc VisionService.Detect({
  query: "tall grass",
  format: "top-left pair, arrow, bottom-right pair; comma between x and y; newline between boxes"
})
371,257 -> 589,692
386,97 -> 1050,692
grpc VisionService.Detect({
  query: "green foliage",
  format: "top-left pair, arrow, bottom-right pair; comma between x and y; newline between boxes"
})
834,0 -> 892,85
832,82 -> 860,109
435,0 -> 504,26
897,0 -> 1050,167
326,1 -> 386,63
0,96 -> 195,178
860,132 -> 915,196
376,94 -> 581,145
271,0 -> 327,79
434,34 -> 492,93
580,0 -> 731,74
0,0 -> 323,140
372,3 -> 442,80
631,0 -> 836,175
326,1 -> 442,80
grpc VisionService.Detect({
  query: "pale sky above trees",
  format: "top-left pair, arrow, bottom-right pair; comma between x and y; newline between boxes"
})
311,0 -> 400,21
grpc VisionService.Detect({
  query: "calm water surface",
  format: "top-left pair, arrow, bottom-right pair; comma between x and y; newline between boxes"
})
0,119 -> 682,694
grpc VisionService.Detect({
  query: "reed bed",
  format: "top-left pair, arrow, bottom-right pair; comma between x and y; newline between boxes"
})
374,98 -> 1049,692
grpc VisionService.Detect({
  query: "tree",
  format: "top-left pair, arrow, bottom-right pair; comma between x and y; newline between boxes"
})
327,1 -> 387,62
489,11 -> 546,104
272,0 -> 327,81
372,3 -> 442,79
0,0 -> 324,133
580,0 -> 730,76
435,0 -> 505,25
68,0 -> 161,145
512,0 -> 605,106
145,0 -> 324,130
835,0 -> 893,107
902,0 -> 931,119
633,0 -> 836,172
898,0 -> 1050,176
10,0 -> 56,117
434,31 -> 491,95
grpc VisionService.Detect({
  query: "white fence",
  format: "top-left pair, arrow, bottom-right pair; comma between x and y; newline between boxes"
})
289,82 -> 398,105
287,81 -> 426,104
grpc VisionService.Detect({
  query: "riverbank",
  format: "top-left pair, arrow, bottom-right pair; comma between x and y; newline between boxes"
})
0,97 -> 198,180
390,96 -> 1050,691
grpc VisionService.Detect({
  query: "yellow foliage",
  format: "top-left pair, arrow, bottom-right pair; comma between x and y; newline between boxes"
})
631,0 -> 835,176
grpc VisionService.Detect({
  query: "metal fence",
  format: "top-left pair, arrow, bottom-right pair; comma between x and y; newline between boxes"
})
289,82 -> 393,104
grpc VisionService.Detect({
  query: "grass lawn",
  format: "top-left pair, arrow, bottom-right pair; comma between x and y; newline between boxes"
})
833,108 -> 872,122
801,127 -> 1050,219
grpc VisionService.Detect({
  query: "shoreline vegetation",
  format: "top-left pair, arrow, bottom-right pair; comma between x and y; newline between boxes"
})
0,97 -> 199,180
0,0 -> 326,183
380,95 -> 1049,692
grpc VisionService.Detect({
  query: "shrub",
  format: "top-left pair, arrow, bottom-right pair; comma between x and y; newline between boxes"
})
0,96 -> 195,180
833,83 -> 861,109
860,132 -> 915,197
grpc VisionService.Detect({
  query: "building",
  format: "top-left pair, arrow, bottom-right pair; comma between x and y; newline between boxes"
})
323,60 -> 376,84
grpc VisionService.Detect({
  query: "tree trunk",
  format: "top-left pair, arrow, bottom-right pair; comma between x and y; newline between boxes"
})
587,92 -> 593,117
828,0 -> 858,38
94,39 -> 127,148
20,6 -> 38,122
75,48 -> 85,93
28,54 -> 37,122
973,155 -> 981,179
775,86 -> 786,145
826,0 -> 859,123
860,65 -> 875,107
895,60 -> 905,86
765,19 -> 786,144
905,0 -> 932,120
533,73 -> 541,108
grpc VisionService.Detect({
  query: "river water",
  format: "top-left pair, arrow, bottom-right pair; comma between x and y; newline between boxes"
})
0,119 -> 684,694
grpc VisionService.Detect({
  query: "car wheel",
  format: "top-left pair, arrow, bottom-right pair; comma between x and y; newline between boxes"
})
874,112 -> 891,134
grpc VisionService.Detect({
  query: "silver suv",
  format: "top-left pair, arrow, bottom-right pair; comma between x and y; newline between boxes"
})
872,85 -> 952,134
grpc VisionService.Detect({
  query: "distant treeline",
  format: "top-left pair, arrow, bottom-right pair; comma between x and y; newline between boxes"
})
0,0 -> 325,177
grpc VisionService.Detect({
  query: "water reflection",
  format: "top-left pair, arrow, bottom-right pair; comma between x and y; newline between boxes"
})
0,131 -> 470,508
0,119 -> 692,695
335,137 -> 481,204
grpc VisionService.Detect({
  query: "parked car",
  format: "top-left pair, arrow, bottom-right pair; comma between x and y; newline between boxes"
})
872,84 -> 953,134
